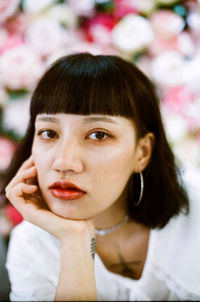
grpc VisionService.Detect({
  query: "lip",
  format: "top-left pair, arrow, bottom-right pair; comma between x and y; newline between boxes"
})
48,181 -> 86,201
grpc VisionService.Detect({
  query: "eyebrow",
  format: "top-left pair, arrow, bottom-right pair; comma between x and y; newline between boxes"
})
83,116 -> 117,124
36,115 -> 118,124
36,116 -> 59,123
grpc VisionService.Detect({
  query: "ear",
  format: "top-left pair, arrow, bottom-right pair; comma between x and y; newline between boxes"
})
134,132 -> 155,173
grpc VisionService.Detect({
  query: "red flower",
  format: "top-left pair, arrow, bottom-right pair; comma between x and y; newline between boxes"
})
84,14 -> 116,42
5,203 -> 23,226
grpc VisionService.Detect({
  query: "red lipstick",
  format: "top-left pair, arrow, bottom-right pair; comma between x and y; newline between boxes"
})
49,181 -> 86,201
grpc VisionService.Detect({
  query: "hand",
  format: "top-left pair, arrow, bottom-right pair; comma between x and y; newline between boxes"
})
5,156 -> 95,242
6,156 -> 97,300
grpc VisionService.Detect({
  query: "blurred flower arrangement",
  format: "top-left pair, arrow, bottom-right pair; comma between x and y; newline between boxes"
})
0,0 -> 200,235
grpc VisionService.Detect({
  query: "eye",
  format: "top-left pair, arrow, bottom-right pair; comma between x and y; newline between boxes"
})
37,129 -> 58,140
87,131 -> 111,141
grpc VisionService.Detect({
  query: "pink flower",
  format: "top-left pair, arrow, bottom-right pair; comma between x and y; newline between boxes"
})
25,18 -> 65,58
0,44 -> 44,90
150,51 -> 186,87
0,0 -> 20,23
150,10 -> 185,39
162,86 -> 193,115
0,136 -> 17,171
149,36 -> 179,56
113,0 -> 138,19
0,28 -> 7,49
4,13 -> 28,35
0,33 -> 24,54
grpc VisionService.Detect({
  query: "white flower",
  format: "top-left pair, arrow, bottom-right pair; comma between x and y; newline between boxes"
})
45,4 -> 77,29
0,44 -> 44,90
25,18 -> 65,58
187,12 -> 200,33
174,138 -> 200,169
130,0 -> 156,15
22,0 -> 56,14
3,97 -> 30,137
162,110 -> 188,143
150,10 -> 185,38
150,51 -> 186,87
68,0 -> 95,17
155,0 -> 180,4
111,14 -> 154,54
0,0 -> 20,23
177,32 -> 195,56
183,55 -> 200,95
0,87 -> 8,106
64,41 -> 109,56
184,97 -> 200,130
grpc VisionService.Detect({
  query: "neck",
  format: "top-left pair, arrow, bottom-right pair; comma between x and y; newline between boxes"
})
93,187 -> 128,230
95,214 -> 129,236
93,203 -> 128,230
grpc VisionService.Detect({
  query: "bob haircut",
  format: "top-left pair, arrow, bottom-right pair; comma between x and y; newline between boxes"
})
4,53 -> 189,228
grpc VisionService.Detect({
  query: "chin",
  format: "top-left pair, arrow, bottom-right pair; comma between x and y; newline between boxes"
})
47,202 -> 89,220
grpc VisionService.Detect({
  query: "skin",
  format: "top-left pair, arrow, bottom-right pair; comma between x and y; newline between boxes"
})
5,113 -> 154,300
32,113 -> 154,228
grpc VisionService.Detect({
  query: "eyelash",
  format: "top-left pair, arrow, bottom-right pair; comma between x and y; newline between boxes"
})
37,129 -> 58,140
37,129 -> 113,142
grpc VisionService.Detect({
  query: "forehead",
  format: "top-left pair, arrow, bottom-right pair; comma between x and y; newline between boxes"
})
35,113 -> 135,128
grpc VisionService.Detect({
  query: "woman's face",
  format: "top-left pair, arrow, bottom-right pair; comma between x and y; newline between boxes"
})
32,113 -> 145,223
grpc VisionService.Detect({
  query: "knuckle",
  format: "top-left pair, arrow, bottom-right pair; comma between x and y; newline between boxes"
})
5,189 -> 11,200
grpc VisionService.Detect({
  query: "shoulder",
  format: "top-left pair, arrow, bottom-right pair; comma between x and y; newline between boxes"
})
150,168 -> 200,296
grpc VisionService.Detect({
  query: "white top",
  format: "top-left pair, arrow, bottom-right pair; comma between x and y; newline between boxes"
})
6,178 -> 200,301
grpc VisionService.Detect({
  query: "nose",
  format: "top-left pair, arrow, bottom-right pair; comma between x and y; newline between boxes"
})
50,138 -> 84,174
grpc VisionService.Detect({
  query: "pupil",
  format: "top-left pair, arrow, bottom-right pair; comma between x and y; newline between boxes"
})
96,132 -> 105,139
47,131 -> 55,138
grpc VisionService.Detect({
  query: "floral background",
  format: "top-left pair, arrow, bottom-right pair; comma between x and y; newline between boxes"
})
0,0 -> 200,236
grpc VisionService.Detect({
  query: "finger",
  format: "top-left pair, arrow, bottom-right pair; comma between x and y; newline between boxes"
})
6,183 -> 37,202
5,166 -> 37,193
14,183 -> 38,197
12,166 -> 37,186
18,155 -> 35,172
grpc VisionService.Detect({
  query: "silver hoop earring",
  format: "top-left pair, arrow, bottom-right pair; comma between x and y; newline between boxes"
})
133,172 -> 144,207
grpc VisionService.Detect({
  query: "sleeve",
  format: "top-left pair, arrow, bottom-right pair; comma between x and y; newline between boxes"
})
6,221 -> 60,301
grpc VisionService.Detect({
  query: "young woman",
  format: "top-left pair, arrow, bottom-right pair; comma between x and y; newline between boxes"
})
4,53 -> 200,301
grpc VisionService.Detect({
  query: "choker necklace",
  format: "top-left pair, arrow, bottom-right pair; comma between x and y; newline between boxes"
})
95,215 -> 129,236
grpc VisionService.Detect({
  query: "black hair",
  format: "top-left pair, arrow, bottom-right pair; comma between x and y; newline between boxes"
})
3,53 -> 189,228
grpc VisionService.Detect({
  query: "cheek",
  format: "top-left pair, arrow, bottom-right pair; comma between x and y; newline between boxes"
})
91,147 -> 136,183
32,145 -> 50,183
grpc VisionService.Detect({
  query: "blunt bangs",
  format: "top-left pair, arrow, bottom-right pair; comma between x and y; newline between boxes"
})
30,53 -> 134,121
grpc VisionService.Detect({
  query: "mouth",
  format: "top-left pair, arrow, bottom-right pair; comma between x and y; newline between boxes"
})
48,181 -> 86,201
